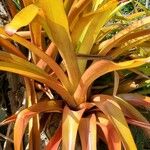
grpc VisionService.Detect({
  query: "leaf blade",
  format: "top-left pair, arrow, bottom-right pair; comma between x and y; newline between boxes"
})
5,4 -> 39,35
62,106 -> 85,150
14,100 -> 62,150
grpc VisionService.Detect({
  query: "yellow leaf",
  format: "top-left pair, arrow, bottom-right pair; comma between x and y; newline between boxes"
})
37,0 -> 81,90
5,4 -> 39,35
0,27 -> 72,95
99,16 -> 150,56
0,52 -> 74,106
76,0 -> 118,73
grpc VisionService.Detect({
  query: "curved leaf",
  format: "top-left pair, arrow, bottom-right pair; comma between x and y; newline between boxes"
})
0,114 -> 17,126
76,0 -> 118,73
45,125 -> 62,150
0,61 -> 75,106
0,27 -> 72,95
62,106 -> 85,150
0,37 -> 26,59
93,96 -> 137,150
99,16 -> 150,56
79,114 -> 97,150
127,118 -> 150,130
37,0 -> 81,90
118,93 -> 150,108
14,100 -> 62,150
97,113 -> 121,150
5,4 -> 39,35
74,57 -> 150,104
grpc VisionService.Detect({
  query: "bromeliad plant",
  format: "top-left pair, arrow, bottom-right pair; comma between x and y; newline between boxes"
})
0,0 -> 150,149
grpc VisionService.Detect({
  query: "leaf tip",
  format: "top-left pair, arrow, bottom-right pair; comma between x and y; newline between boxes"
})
5,24 -> 17,36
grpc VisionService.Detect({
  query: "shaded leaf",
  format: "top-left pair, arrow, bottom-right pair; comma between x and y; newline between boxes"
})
45,124 -> 62,150
0,37 -> 26,59
127,118 -> 150,130
0,114 -> 17,126
118,93 -> 150,108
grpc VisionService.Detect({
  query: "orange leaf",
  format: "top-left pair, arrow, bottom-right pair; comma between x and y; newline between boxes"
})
0,114 -> 17,126
14,100 -> 62,150
0,37 -> 26,59
45,124 -> 62,150
0,27 -> 72,95
74,57 -> 150,104
62,106 -> 85,150
97,113 -> 121,150
93,96 -> 137,150
79,114 -> 97,150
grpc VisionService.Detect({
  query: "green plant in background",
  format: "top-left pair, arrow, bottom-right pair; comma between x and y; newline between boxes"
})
0,0 -> 150,150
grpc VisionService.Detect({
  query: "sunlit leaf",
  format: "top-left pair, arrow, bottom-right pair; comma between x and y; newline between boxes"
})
97,113 -> 121,150
0,27 -> 72,95
62,106 -> 85,150
92,0 -> 105,11
76,0 -> 118,73
79,114 -> 97,150
113,71 -> 119,96
37,0 -> 81,90
109,34 -> 150,59
5,4 -> 39,35
99,16 -> 150,56
126,12 -> 146,20
74,57 -> 150,104
96,94 -> 150,135
93,96 -> 137,150
14,100 -> 62,150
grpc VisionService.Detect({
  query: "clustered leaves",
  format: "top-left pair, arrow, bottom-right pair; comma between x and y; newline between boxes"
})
0,0 -> 150,150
